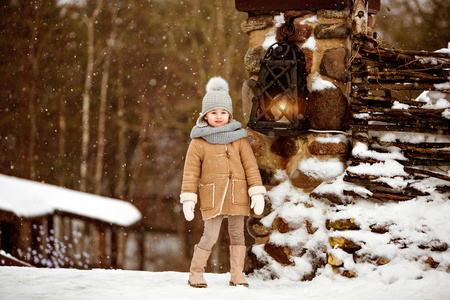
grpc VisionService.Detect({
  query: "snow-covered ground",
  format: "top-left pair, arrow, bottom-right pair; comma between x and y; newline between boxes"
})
1,173 -> 449,299
1,41 -> 449,300
0,265 -> 449,300
1,89 -> 449,298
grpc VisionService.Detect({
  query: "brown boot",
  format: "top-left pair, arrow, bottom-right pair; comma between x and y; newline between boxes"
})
188,245 -> 211,288
229,245 -> 249,287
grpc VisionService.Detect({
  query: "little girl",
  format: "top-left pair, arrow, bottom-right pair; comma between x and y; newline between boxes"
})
180,77 -> 266,288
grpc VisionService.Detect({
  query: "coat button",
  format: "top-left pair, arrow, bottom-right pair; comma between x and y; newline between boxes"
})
229,172 -> 233,179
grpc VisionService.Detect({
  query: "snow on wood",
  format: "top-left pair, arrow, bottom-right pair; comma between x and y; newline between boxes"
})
0,174 -> 141,227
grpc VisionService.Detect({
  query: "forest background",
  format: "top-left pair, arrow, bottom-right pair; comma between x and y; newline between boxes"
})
0,0 -> 449,268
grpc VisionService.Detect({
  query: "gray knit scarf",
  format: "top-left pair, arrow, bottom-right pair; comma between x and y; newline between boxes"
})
190,121 -> 248,144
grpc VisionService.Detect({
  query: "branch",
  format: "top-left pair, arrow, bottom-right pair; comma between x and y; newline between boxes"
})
353,70 -> 449,81
404,167 -> 450,181
350,155 -> 450,167
353,135 -> 450,154
351,124 -> 450,136
344,174 -> 429,196
352,82 -> 450,93
351,93 -> 428,107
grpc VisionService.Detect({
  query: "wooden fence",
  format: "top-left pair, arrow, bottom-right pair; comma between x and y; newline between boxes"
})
0,210 -> 186,271
344,35 -> 450,200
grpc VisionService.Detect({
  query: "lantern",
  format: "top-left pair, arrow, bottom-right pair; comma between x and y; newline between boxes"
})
247,19 -> 309,136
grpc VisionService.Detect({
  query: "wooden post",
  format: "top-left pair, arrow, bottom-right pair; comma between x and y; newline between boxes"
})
63,217 -> 75,267
71,219 -> 85,269
15,219 -> 32,264
0,222 -> 12,255
47,214 -> 56,267
0,222 -> 3,251
352,0 -> 369,35
31,218 -> 48,267
138,227 -> 146,270
85,222 -> 98,269
115,228 -> 125,269
110,227 -> 119,269
31,219 -> 39,265
98,225 -> 107,268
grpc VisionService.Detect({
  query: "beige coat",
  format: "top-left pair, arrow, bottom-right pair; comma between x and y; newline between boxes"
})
181,137 -> 264,220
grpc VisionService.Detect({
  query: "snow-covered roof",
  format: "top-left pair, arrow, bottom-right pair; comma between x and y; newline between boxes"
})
0,174 -> 141,227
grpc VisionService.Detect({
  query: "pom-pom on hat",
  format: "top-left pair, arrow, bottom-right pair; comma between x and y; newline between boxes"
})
196,77 -> 233,127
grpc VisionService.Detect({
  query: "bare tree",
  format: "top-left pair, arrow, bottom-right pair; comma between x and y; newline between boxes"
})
127,100 -> 150,203
163,0 -> 246,107
58,91 -> 67,187
80,0 -> 103,192
17,1 -> 56,180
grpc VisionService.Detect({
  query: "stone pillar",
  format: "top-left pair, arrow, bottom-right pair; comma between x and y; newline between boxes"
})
240,7 -> 377,279
241,8 -> 355,198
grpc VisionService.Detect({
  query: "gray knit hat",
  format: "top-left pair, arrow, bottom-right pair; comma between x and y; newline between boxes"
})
196,77 -> 233,127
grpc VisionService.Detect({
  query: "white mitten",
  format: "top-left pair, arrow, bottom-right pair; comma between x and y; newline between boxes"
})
250,194 -> 265,215
182,200 -> 195,221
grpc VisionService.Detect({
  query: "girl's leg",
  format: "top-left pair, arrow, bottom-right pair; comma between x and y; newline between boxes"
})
197,215 -> 224,251
227,215 -> 245,246
188,245 -> 210,288
188,216 -> 224,288
227,215 -> 249,287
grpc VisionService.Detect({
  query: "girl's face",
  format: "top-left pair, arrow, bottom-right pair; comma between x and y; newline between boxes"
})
204,109 -> 230,127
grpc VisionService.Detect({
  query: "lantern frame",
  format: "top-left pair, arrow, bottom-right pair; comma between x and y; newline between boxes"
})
248,25 -> 309,136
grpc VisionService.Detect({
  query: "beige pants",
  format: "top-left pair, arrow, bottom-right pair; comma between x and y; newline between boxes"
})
197,215 -> 245,251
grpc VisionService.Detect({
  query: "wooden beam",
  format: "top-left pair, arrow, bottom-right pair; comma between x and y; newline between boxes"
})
110,228 -> 119,269
235,0 -> 381,13
236,0 -> 350,11
98,226 -> 107,269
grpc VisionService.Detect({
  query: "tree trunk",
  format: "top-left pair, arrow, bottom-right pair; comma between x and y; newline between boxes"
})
95,5 -> 117,195
80,0 -> 103,192
21,1 -> 46,180
27,57 -> 38,181
116,51 -> 127,200
127,101 -> 150,201
58,93 -> 67,187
